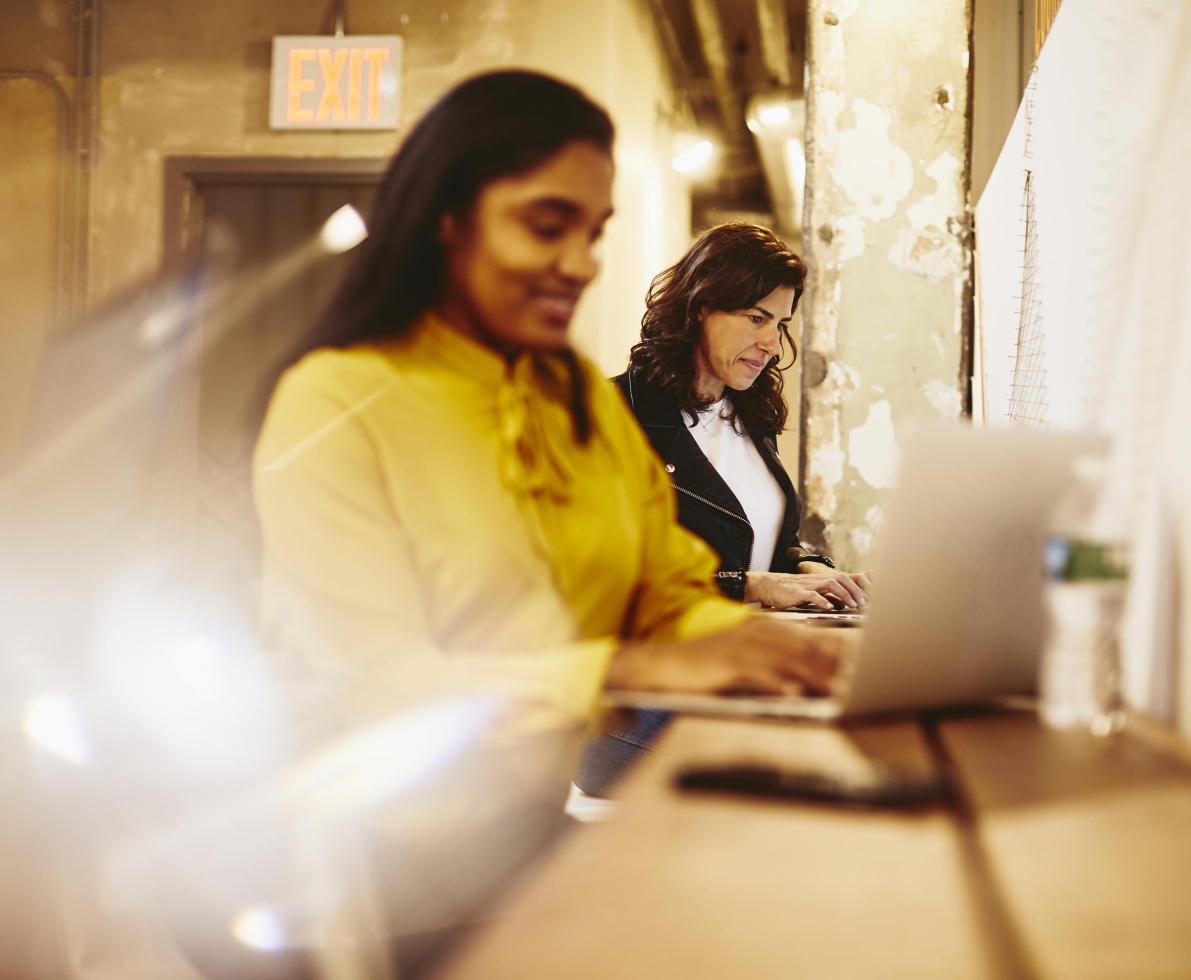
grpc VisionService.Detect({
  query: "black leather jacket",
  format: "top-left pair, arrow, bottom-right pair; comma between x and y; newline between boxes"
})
613,366 -> 820,600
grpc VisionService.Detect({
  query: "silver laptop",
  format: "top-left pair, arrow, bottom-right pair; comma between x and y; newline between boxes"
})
606,423 -> 1106,721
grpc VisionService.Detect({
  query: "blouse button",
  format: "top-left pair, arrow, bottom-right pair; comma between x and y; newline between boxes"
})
665,464 -> 676,473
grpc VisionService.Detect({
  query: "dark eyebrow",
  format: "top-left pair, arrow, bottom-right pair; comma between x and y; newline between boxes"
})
523,197 -> 581,217
749,304 -> 793,323
521,198 -> 615,223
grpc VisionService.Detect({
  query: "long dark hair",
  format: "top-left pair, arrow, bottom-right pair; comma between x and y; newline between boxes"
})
273,70 -> 615,440
630,223 -> 806,438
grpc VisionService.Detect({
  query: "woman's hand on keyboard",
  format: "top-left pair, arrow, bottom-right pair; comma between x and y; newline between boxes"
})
606,617 -> 853,697
749,569 -> 872,610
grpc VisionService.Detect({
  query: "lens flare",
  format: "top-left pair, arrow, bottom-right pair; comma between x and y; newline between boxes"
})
22,691 -> 91,765
319,205 -> 368,254
231,905 -> 287,952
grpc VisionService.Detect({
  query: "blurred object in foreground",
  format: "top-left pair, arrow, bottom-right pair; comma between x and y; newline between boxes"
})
0,207 -> 586,979
1039,449 -> 1129,735
1041,538 -> 1128,735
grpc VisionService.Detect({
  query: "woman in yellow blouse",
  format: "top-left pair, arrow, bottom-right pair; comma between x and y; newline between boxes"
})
254,70 -> 842,738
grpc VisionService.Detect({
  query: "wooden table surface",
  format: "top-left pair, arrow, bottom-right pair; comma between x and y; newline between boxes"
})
434,708 -> 1191,980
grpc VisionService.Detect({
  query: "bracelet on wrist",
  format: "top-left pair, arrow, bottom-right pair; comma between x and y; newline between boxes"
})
797,554 -> 836,570
715,569 -> 748,601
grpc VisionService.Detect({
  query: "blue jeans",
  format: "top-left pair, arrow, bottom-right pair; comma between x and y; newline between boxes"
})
573,710 -> 672,797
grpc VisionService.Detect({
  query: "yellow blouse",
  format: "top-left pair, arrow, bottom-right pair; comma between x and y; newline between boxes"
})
254,313 -> 748,726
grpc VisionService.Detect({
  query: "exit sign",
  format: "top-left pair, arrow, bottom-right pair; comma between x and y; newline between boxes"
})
270,35 -> 403,130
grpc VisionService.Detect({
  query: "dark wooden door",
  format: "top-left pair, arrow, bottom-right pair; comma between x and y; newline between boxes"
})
166,162 -> 382,603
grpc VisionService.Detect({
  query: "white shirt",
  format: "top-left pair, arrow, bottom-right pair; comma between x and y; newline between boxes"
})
688,400 -> 787,572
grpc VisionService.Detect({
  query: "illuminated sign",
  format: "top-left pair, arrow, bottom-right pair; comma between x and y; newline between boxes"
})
270,36 -> 402,130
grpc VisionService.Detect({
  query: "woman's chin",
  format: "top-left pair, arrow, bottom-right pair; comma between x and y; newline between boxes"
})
482,317 -> 573,354
518,320 -> 574,352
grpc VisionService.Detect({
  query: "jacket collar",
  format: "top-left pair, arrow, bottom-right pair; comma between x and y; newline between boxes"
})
618,367 -> 744,518
621,366 -> 686,429
617,366 -> 802,559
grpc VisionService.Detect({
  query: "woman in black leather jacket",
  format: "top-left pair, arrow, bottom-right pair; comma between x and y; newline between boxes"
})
617,222 -> 871,610
574,223 -> 870,797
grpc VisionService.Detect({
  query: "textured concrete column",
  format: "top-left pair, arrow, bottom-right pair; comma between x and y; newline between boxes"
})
800,0 -> 973,570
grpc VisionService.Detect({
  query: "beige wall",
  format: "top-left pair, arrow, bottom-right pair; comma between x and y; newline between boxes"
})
516,0 -> 692,372
0,0 -> 689,386
972,0 -> 1023,203
801,0 -> 973,570
0,76 -> 62,458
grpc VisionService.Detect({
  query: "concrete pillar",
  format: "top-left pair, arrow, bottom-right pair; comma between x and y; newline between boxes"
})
800,0 -> 973,570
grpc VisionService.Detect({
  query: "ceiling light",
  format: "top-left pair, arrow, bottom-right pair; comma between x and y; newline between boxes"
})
757,103 -> 792,129
746,93 -> 804,138
672,137 -> 716,175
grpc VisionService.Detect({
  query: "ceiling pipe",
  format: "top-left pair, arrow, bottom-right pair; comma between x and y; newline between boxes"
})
748,0 -> 805,238
754,0 -> 794,88
688,0 -> 749,146
73,0 -> 101,317
747,95 -> 805,238
640,0 -> 705,147
641,0 -> 691,97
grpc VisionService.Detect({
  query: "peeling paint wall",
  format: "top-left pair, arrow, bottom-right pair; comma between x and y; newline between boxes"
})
801,0 -> 972,570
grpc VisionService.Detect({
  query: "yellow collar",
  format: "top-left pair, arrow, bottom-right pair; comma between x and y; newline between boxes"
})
372,311 -> 508,385
379,312 -> 582,503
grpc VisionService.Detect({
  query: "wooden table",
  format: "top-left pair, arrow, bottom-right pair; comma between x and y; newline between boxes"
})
434,708 -> 1191,980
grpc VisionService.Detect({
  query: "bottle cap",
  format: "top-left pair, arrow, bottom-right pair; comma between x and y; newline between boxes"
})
1045,537 -> 1128,582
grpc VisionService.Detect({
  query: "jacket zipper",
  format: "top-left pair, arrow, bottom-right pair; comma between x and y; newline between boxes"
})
673,484 -> 755,571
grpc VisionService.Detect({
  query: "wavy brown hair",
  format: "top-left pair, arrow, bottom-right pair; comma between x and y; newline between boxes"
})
630,223 -> 806,437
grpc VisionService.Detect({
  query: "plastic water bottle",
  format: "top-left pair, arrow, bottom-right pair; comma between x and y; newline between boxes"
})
1038,538 -> 1127,735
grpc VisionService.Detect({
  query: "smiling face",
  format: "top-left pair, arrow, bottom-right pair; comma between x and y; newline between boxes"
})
438,140 -> 615,354
693,284 -> 797,399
